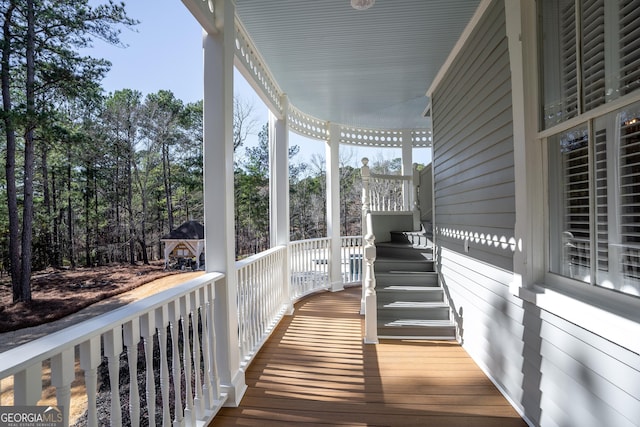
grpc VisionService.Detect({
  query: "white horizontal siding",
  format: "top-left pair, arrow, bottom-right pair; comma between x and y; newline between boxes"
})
432,2 -> 640,426
440,245 -> 640,427
439,247 -> 526,414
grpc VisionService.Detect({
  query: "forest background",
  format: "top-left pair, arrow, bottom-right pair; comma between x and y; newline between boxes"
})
0,0 -> 411,304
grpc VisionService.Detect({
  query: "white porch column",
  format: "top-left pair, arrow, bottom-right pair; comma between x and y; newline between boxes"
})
269,97 -> 293,313
505,0 -> 544,293
202,0 -> 247,406
327,124 -> 344,292
402,130 -> 419,230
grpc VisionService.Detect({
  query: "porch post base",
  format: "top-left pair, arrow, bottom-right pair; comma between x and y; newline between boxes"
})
330,280 -> 344,292
221,370 -> 247,407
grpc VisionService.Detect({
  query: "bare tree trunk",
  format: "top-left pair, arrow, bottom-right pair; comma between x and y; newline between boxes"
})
94,169 -> 100,265
41,145 -> 53,267
52,170 -> 61,268
84,165 -> 92,267
162,142 -> 174,231
1,2 -> 21,301
19,0 -> 36,301
133,159 -> 150,265
126,127 -> 135,265
67,147 -> 75,268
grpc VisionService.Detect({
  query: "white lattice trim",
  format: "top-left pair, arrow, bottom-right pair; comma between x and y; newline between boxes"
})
339,126 -> 404,147
232,15 -> 432,147
411,129 -> 432,147
288,105 -> 330,140
235,20 -> 283,115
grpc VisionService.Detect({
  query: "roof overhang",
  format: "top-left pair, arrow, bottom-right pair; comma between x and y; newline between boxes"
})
183,0 -> 481,143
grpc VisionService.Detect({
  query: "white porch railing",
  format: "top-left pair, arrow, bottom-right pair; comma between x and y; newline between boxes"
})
341,236 -> 363,284
369,172 -> 412,212
236,246 -> 290,366
0,273 -> 226,427
362,157 -> 422,231
0,237 -> 363,426
289,237 -> 331,299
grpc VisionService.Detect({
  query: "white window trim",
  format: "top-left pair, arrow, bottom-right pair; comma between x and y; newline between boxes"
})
508,0 -> 640,354
519,89 -> 640,356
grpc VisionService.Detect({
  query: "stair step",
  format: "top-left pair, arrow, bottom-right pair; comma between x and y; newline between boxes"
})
389,230 -> 433,247
376,244 -> 433,260
375,259 -> 434,273
380,301 -> 449,309
376,271 -> 438,286
377,319 -> 457,340
377,304 -> 451,320
378,287 -> 444,302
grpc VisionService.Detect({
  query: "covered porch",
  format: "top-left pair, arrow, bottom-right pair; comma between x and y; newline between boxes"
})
212,286 -> 526,427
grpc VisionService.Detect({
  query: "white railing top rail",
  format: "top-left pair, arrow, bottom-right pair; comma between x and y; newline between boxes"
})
235,245 -> 287,268
289,236 -> 331,245
369,172 -> 413,181
0,272 -> 224,379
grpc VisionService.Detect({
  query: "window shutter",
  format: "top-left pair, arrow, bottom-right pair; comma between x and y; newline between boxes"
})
581,0 -> 606,111
562,132 -> 591,277
562,2 -> 579,121
619,116 -> 640,281
619,0 -> 640,96
595,128 -> 609,277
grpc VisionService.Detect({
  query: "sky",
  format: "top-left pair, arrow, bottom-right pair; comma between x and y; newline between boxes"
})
85,0 -> 428,167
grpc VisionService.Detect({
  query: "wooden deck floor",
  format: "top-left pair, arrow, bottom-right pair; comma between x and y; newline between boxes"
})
210,287 -> 528,427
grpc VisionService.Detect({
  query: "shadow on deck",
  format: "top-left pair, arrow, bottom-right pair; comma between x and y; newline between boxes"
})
211,287 -> 527,427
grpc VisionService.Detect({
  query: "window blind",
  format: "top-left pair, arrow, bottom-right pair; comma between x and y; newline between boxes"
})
594,128 -> 609,277
562,132 -> 591,276
619,116 -> 640,280
619,0 -> 640,96
581,0 -> 605,111
562,1 -> 579,120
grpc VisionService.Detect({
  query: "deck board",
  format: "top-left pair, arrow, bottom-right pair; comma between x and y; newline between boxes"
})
210,287 -> 527,427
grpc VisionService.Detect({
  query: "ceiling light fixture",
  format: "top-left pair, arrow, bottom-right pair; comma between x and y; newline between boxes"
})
351,0 -> 375,11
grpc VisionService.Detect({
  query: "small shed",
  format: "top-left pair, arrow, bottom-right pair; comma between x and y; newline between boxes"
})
161,221 -> 205,269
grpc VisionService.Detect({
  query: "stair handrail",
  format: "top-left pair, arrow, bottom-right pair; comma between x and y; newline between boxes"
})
360,157 -> 371,315
361,158 -> 378,343
363,211 -> 378,344
361,157 -> 371,227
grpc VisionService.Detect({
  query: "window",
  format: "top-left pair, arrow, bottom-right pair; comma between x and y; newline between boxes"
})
539,0 -> 640,129
548,102 -> 640,296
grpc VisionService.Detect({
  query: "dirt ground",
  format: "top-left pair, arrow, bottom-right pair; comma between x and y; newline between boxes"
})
0,262 -> 189,333
0,264 -> 205,424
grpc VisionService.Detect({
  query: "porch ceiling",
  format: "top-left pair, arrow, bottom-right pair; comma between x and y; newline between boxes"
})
234,0 -> 481,130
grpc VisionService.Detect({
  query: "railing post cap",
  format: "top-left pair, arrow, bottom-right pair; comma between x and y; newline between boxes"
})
361,157 -> 369,167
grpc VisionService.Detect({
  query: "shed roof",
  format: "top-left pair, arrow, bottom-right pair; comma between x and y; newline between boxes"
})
161,221 -> 204,240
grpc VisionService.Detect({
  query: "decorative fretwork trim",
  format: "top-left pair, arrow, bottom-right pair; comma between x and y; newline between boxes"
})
235,20 -> 284,115
233,18 -> 432,147
288,104 -> 330,140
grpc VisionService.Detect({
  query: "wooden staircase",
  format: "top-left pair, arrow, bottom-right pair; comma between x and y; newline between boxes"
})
375,229 -> 457,340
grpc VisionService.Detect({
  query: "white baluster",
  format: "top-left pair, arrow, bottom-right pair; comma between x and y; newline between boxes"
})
140,311 -> 156,426
123,320 -> 141,427
155,306 -> 171,427
198,287 -> 214,410
79,337 -> 101,427
167,301 -> 184,427
180,295 -> 195,426
104,328 -> 123,427
206,283 -> 220,403
13,365 -> 40,406
190,291 -> 204,420
237,268 -> 245,359
251,262 -> 258,350
50,348 -> 74,426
